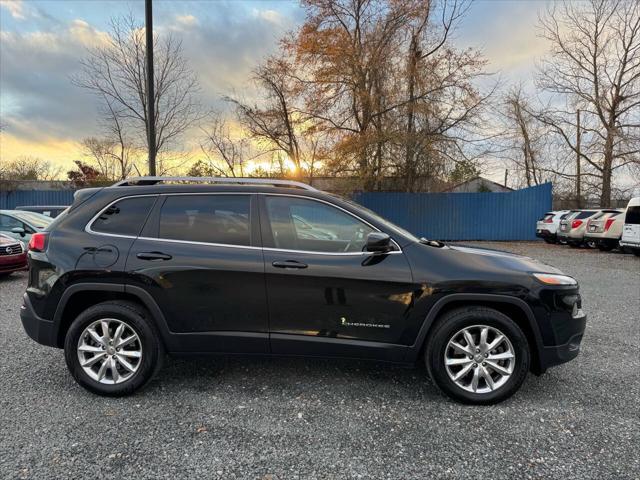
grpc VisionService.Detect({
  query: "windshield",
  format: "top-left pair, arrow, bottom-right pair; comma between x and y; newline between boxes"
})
11,211 -> 54,228
334,195 -> 421,243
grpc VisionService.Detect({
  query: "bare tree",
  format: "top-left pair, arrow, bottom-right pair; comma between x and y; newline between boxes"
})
536,0 -> 640,205
499,86 -> 545,187
196,116 -> 248,177
227,57 -> 305,177
73,13 -> 202,166
0,157 -> 62,181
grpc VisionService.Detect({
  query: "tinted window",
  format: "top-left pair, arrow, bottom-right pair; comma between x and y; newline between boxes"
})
575,211 -> 597,219
626,206 -> 640,224
92,196 -> 156,236
265,196 -> 375,253
159,195 -> 250,245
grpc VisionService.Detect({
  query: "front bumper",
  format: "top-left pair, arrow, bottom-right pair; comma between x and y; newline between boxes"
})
540,318 -> 586,370
0,253 -> 28,273
20,293 -> 57,347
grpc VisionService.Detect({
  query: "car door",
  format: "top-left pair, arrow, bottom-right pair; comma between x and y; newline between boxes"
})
259,194 -> 415,361
622,205 -> 640,245
126,193 -> 269,354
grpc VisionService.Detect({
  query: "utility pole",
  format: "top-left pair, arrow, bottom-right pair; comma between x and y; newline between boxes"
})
504,169 -> 508,188
576,109 -> 581,208
145,0 -> 156,176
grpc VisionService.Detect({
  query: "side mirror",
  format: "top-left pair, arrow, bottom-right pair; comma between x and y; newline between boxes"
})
365,232 -> 392,254
11,227 -> 26,237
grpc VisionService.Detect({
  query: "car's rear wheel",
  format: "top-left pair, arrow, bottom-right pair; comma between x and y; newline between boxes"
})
597,242 -> 614,251
543,238 -> 555,244
64,300 -> 163,396
425,307 -> 530,405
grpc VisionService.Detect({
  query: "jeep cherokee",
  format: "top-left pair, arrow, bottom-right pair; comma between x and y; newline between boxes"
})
20,177 -> 587,404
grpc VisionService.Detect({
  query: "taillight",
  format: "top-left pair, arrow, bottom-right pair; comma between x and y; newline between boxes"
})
571,220 -> 583,229
604,218 -> 615,231
28,232 -> 48,252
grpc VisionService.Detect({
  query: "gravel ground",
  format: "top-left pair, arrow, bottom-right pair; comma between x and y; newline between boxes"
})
0,242 -> 638,479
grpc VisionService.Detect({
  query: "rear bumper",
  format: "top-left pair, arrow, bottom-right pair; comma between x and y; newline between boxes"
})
20,293 -> 57,347
536,229 -> 555,239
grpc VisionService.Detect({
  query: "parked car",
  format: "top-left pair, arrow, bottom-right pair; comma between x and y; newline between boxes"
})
536,210 -> 571,243
20,176 -> 586,405
0,233 -> 27,278
583,209 -> 624,251
16,205 -> 69,218
556,209 -> 600,247
0,210 -> 54,245
620,197 -> 640,256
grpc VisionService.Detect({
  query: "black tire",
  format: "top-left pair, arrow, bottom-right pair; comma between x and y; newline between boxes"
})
543,238 -> 555,244
597,243 -> 613,252
568,242 -> 581,248
585,240 -> 597,249
634,250 -> 640,257
425,307 -> 530,405
0,272 -> 12,279
64,300 -> 164,396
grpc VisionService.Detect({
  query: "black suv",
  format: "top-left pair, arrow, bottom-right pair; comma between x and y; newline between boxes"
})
20,177 -> 587,404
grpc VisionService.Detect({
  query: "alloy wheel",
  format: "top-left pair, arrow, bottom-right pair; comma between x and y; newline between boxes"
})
444,324 -> 515,394
77,318 -> 143,385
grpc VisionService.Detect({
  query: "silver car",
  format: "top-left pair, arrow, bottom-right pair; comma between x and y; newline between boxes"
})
556,210 -> 600,247
583,209 -> 624,251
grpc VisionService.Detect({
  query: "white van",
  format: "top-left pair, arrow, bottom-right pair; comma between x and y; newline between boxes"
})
620,197 -> 640,256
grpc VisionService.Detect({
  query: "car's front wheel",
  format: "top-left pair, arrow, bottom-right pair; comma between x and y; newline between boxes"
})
64,300 -> 163,396
425,307 -> 530,405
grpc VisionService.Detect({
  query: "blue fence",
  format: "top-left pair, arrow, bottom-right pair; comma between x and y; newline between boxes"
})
1,182 -> 552,241
0,190 -> 75,210
353,183 -> 552,241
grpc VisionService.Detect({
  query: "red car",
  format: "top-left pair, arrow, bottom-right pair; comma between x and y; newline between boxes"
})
0,233 -> 27,277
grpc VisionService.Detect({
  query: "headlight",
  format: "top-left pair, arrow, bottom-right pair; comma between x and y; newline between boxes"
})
532,273 -> 577,286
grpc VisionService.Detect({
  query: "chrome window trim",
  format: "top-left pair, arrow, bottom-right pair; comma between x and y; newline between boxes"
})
85,194 -> 159,238
85,191 -> 404,255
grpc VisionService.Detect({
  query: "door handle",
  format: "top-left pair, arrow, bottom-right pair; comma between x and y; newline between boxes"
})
272,260 -> 308,269
136,251 -> 172,261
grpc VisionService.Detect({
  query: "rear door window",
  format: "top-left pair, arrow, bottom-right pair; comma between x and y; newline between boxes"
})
91,196 -> 157,236
626,207 -> 640,224
158,195 -> 251,246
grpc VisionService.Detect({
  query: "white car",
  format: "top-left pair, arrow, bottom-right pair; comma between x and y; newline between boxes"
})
583,209 -> 624,251
620,197 -> 640,256
536,210 -> 571,244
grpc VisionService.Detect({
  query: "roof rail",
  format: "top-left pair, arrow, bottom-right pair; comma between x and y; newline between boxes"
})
111,176 -> 317,191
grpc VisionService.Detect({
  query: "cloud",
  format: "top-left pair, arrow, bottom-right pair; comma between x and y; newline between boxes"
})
0,0 -> 26,20
174,14 -> 198,28
0,3 -> 296,164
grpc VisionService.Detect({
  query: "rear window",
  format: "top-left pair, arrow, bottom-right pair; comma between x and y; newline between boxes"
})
626,206 -> 640,224
158,195 -> 251,246
574,211 -> 597,219
542,214 -> 554,221
91,196 -> 156,236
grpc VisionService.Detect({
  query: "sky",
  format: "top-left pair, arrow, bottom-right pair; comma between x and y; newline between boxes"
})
0,0 -> 550,179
